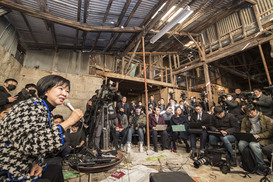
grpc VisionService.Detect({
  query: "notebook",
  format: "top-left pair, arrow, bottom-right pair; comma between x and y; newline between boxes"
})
154,124 -> 168,131
234,133 -> 258,142
172,125 -> 186,132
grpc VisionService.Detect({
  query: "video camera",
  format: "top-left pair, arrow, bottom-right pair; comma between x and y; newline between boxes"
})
100,80 -> 121,102
242,92 -> 256,103
218,93 -> 227,104
180,91 -> 187,101
201,91 -> 207,100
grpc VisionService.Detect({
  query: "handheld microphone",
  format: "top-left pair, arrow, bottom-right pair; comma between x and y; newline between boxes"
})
63,99 -> 75,111
63,99 -> 83,123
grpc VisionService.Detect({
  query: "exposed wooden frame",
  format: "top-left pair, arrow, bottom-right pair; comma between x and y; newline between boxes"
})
97,71 -> 177,88
81,0 -> 89,50
124,40 -> 141,73
74,0 -> 82,51
253,3 -> 263,31
258,44 -> 272,85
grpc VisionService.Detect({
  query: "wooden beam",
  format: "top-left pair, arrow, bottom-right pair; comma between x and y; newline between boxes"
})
97,71 -> 177,88
0,0 -> 143,33
121,0 -> 179,56
169,54 -> 174,84
104,0 -> 132,52
187,33 -> 206,61
173,29 -> 273,74
74,0 -> 82,51
128,51 -> 177,55
121,57 -> 125,75
91,0 -> 113,51
124,40 -> 141,72
50,24 -> 58,52
149,54 -> 153,79
173,54 -> 177,68
215,23 -> 222,48
81,0 -> 89,50
126,63 -> 139,75
253,3 -> 263,31
238,11 -> 247,38
258,44 -> 272,85
36,0 -> 49,30
160,56 -> 163,82
177,54 -> 180,67
165,67 -> 168,83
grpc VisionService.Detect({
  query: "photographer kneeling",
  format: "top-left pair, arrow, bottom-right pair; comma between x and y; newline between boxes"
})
238,104 -> 273,175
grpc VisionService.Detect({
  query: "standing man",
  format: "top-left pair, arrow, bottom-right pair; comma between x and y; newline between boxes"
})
149,95 -> 157,109
158,98 -> 166,112
253,88 -> 273,118
117,96 -> 130,119
0,78 -> 18,109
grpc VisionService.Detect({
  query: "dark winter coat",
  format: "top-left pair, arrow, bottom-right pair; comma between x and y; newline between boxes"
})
210,112 -> 240,134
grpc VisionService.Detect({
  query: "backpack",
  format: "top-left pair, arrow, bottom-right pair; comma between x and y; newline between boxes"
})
241,146 -> 258,173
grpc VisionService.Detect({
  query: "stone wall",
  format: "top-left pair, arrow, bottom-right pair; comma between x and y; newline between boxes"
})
0,46 -> 103,119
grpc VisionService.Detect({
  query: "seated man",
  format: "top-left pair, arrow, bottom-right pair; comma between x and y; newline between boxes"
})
149,107 -> 168,152
112,106 -> 128,150
66,122 -> 86,152
126,106 -> 146,153
209,106 -> 239,166
239,104 -> 273,174
189,104 -> 211,159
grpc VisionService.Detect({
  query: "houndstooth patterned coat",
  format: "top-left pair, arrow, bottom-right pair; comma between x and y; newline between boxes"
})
0,97 -> 65,181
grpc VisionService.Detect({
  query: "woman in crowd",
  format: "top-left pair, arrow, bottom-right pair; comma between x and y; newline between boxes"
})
0,75 -> 83,182
170,107 -> 190,153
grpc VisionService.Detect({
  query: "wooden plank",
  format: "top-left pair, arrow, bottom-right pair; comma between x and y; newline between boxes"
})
36,0 -> 49,30
128,51 -> 177,55
160,56 -> 163,82
229,32 -> 234,44
238,11 -> 247,38
258,44 -> 272,85
121,57 -> 125,75
169,54 -> 174,84
124,40 -> 141,72
97,71 -> 177,88
215,23 -> 222,48
149,54 -> 152,79
126,63 -> 139,75
0,0 -> 143,33
50,24 -> 58,52
165,67 -> 168,83
177,54 -> 180,67
253,4 -> 263,31
74,0 -> 82,51
173,54 -> 177,68
81,0 -> 89,50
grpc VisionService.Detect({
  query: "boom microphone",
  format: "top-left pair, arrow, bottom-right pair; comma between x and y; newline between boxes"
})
63,99 -> 75,111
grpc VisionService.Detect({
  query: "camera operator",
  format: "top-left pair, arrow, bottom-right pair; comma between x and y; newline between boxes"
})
253,88 -> 273,118
239,104 -> 273,175
223,94 -> 240,115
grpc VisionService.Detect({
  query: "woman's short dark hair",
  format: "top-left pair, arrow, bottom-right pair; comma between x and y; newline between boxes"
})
25,83 -> 36,89
37,75 -> 70,98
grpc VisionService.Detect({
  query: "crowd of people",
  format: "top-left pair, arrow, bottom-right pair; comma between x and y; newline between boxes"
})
1,76 -> 273,181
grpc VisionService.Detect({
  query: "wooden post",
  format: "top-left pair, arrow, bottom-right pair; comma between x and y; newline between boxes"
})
165,67 -> 168,83
169,54 -> 173,84
258,44 -> 272,85
185,74 -> 189,91
215,23 -> 222,48
121,57 -> 125,75
142,36 -> 150,150
253,4 -> 263,31
177,54 -> 180,68
160,56 -> 163,82
238,11 -> 246,38
149,54 -> 153,79
203,63 -> 213,107
173,54 -> 177,68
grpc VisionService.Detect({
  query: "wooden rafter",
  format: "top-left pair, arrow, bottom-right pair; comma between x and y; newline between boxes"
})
106,0 -> 142,51
104,0 -> 132,52
121,0 -> 179,56
0,0 -> 143,33
74,0 -> 82,51
91,0 -> 113,51
81,0 -> 89,50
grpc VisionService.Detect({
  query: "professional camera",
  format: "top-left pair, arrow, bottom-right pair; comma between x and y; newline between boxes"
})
242,92 -> 255,103
180,91 -> 187,101
201,91 -> 207,100
218,93 -> 227,104
100,80 -> 122,102
193,157 -> 210,168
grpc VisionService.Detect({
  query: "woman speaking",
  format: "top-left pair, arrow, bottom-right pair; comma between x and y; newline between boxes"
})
0,75 -> 83,182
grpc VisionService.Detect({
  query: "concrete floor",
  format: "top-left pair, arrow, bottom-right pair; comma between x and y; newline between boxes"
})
65,143 -> 270,182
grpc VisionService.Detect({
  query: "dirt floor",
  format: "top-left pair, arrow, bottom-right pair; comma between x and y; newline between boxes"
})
65,143 -> 271,182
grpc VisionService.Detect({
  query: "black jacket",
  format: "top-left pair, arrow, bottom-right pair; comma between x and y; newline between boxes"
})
0,86 -> 11,108
254,94 -> 273,118
116,102 -> 130,118
210,112 -> 240,134
225,100 -> 240,115
15,88 -> 37,104
190,111 -> 211,129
